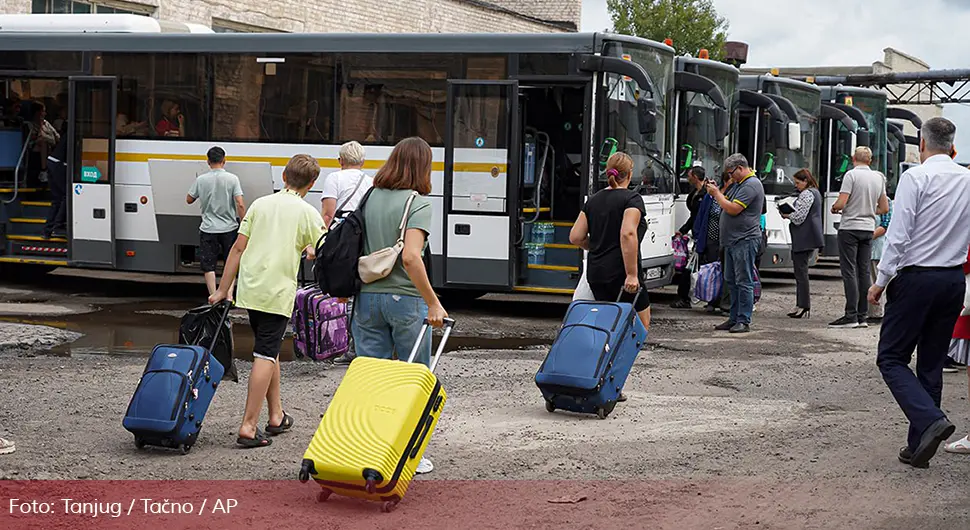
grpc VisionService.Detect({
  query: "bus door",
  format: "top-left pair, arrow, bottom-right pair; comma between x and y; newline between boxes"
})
442,80 -> 518,288
68,76 -> 117,267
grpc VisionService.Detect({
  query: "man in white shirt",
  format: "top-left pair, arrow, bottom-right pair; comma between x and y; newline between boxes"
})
320,141 -> 372,228
320,141 -> 372,365
868,117 -> 970,469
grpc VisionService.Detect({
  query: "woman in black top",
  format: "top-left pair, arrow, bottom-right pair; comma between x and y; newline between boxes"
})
569,152 -> 650,331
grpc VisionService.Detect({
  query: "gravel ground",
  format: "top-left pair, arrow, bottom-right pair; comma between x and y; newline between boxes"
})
0,265 -> 969,528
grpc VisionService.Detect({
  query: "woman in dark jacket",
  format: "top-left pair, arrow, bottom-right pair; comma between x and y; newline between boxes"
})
671,166 -> 706,309
783,169 -> 823,319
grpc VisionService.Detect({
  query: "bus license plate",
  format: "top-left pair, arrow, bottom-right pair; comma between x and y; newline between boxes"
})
646,267 -> 663,280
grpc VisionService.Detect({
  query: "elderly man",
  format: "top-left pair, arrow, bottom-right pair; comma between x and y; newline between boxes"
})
869,117 -> 970,468
830,146 -> 889,329
705,154 -> 765,334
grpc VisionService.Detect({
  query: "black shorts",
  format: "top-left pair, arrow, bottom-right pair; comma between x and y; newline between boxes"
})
199,230 -> 237,273
589,279 -> 651,312
248,310 -> 289,362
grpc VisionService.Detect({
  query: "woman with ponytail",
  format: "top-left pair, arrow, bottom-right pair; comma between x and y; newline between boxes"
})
569,152 -> 650,334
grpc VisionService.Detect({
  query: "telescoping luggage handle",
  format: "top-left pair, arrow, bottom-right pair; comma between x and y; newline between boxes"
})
406,318 -> 456,374
616,288 -> 641,308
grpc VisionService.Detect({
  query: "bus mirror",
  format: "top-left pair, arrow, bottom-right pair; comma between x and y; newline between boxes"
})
679,144 -> 694,170
714,108 -> 729,145
599,137 -> 619,170
857,129 -> 871,147
638,98 -> 658,136
760,153 -> 775,176
787,122 -> 802,151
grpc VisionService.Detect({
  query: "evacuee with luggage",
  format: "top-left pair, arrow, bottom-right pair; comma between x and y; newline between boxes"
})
349,136 -> 447,474
209,154 -> 326,448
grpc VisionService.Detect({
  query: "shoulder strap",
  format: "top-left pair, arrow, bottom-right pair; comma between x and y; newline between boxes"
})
334,171 -> 367,214
396,191 -> 419,244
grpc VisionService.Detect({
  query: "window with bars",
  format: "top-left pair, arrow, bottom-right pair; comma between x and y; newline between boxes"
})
32,0 -> 154,16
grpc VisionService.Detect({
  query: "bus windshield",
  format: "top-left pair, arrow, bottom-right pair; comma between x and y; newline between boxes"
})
762,82 -> 819,196
684,65 -> 737,179
601,41 -> 674,194
845,93 -> 888,175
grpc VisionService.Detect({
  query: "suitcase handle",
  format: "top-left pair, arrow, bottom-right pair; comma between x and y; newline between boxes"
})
202,300 -> 233,353
616,288 -> 641,307
406,318 -> 456,373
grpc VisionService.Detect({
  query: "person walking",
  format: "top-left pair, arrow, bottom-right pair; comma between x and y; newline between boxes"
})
187,147 -> 246,300
869,117 -> 970,468
782,169 -> 823,319
569,152 -> 651,332
705,154 -> 765,334
321,141 -> 373,366
321,141 -> 373,228
830,147 -> 889,329
943,244 -> 970,454
209,154 -> 325,448
670,166 -> 706,309
352,137 -> 448,474
867,199 -> 893,323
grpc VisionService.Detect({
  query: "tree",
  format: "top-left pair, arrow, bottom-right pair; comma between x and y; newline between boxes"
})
607,0 -> 729,61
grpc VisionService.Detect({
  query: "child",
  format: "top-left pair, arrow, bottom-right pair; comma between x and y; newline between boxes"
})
209,154 -> 324,448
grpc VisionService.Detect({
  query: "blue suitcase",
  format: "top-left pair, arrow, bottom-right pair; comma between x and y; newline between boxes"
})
123,302 -> 231,454
535,293 -> 647,419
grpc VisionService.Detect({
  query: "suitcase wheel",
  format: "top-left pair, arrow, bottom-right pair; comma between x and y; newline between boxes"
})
544,400 -> 556,413
179,444 -> 192,455
381,500 -> 399,513
317,489 -> 332,503
596,402 -> 616,420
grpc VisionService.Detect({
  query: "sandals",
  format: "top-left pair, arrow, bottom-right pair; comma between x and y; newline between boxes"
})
266,412 -> 294,436
236,429 -> 272,449
944,435 -> 970,454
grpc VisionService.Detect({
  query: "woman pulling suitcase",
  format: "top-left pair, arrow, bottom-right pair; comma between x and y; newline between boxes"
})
568,152 -> 650,402
351,136 -> 448,475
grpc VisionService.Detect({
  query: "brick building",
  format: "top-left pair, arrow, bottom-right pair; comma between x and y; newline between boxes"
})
5,0 -> 581,33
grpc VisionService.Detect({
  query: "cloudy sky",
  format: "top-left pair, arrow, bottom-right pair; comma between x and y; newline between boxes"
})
582,0 -> 970,154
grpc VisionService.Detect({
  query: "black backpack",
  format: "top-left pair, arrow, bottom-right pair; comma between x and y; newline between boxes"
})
314,187 -> 375,298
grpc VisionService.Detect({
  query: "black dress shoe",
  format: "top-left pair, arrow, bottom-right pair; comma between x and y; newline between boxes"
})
714,320 -> 736,331
898,446 -> 929,469
729,323 -> 750,334
910,418 -> 956,467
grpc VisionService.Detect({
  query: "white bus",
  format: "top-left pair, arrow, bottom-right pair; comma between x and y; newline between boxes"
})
0,17 -> 677,297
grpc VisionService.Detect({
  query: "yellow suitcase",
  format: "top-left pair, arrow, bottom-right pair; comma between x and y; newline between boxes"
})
299,318 -> 454,512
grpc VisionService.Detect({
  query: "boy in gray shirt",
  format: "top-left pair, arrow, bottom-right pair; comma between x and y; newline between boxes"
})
829,146 -> 889,328
187,146 -> 246,299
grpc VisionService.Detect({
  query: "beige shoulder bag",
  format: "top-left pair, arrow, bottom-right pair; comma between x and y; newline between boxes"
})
358,191 -> 418,284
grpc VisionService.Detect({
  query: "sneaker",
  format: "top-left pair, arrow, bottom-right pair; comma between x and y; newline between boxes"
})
705,304 -> 722,314
866,316 -> 883,324
669,300 -> 692,309
944,360 -> 960,374
857,318 -> 869,329
332,354 -> 354,366
416,456 -> 434,474
714,320 -> 736,331
828,316 -> 860,329
729,323 -> 750,334
0,438 -> 14,455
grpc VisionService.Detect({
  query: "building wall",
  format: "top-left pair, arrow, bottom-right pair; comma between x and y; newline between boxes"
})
2,0 -> 579,33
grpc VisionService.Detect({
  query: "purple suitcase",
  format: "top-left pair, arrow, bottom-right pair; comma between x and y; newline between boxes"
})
293,287 -> 349,361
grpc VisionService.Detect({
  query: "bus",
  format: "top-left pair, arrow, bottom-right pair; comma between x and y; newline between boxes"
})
737,74 -> 821,269
0,18 -> 678,297
672,56 -> 738,233
816,86 -> 887,256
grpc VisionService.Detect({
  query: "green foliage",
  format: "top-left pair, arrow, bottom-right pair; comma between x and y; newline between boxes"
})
607,0 -> 729,61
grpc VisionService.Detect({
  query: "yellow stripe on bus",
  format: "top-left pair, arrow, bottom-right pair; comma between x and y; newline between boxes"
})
527,264 -> 580,272
81,152 -> 506,174
512,286 -> 575,295
0,257 -> 68,266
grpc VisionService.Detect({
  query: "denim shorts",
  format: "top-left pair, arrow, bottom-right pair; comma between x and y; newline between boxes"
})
350,292 -> 431,367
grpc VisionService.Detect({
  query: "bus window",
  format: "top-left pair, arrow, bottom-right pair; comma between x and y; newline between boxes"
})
100,53 -> 207,141
464,56 -> 507,80
336,54 -> 454,146
211,54 -> 333,143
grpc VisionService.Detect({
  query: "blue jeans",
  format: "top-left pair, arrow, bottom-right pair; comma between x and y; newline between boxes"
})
351,292 -> 431,367
724,237 -> 760,325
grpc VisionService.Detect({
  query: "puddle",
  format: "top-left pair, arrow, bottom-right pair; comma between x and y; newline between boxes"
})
6,302 -> 552,362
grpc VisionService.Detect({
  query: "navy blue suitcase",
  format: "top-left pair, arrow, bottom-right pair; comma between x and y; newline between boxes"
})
123,302 -> 230,453
535,294 -> 647,419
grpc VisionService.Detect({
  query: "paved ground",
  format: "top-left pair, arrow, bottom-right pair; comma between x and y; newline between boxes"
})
0,264 -> 968,529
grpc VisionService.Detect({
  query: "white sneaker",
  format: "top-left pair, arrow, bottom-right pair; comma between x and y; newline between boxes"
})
416,456 -> 434,474
0,438 -> 15,455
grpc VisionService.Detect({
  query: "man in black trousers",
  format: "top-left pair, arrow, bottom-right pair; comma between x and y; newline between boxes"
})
869,117 -> 970,468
